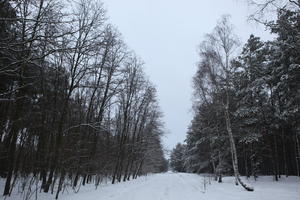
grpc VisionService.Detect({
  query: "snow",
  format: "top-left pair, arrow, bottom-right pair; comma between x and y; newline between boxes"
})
1,173 -> 300,200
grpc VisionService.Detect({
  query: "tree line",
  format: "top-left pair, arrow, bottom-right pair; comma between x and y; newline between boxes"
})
0,0 -> 167,199
170,1 -> 300,191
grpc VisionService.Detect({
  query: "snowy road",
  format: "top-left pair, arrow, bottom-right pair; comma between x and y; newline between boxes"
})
3,172 -> 300,200
64,172 -> 205,200
62,172 -> 300,200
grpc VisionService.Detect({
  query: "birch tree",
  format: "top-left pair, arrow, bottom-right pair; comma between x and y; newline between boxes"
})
196,15 -> 254,191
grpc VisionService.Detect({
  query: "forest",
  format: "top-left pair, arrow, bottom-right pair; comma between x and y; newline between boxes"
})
1,0 -> 300,199
0,0 -> 167,199
170,0 -> 300,191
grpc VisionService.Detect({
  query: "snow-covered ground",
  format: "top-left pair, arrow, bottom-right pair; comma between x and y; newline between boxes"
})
1,172 -> 300,200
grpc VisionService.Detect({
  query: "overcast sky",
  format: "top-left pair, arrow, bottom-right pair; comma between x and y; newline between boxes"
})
102,0 -> 272,152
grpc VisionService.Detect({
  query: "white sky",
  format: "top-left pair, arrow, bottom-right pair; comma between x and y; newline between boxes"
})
102,0 -> 272,151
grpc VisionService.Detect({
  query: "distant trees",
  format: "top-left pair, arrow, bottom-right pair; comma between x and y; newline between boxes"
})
184,5 -> 300,190
170,143 -> 186,172
0,0 -> 167,199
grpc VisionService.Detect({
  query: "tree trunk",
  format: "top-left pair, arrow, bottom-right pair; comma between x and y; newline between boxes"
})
281,128 -> 288,177
244,143 -> 249,178
295,134 -> 300,176
3,102 -> 23,196
134,159 -> 144,179
250,143 -> 257,180
274,135 -> 280,179
224,103 -> 254,191
218,174 -> 222,183
270,134 -> 279,181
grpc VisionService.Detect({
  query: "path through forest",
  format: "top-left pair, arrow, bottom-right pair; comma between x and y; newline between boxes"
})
62,172 -> 205,200
61,172 -> 300,200
2,172 -> 300,200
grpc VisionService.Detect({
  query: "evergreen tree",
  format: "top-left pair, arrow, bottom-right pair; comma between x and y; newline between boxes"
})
170,143 -> 187,172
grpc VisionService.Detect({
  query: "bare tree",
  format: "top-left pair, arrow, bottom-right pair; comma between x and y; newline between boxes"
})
0,1 -> 167,198
246,0 -> 300,23
1,0 -> 70,195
